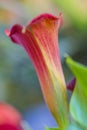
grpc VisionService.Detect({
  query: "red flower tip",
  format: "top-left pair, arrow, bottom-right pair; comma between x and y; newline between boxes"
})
28,13 -> 63,29
30,13 -> 58,24
5,24 -> 23,43
67,78 -> 76,91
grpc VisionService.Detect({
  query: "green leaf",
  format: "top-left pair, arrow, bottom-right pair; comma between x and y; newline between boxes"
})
66,56 -> 87,129
67,123 -> 84,130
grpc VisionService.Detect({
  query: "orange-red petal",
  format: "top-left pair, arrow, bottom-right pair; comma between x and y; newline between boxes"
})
6,13 -> 69,128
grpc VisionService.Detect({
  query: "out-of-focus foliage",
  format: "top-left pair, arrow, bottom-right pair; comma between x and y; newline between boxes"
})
52,0 -> 87,31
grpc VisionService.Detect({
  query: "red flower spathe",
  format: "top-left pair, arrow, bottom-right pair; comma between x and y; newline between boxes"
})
6,13 -> 69,128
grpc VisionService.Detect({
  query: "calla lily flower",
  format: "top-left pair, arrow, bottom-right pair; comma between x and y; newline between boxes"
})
0,103 -> 22,130
6,13 -> 69,128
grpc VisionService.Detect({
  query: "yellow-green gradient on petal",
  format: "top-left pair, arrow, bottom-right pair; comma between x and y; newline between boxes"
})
6,13 -> 69,128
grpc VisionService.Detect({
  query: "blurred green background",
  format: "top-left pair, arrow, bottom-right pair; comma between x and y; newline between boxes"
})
0,0 -> 87,129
